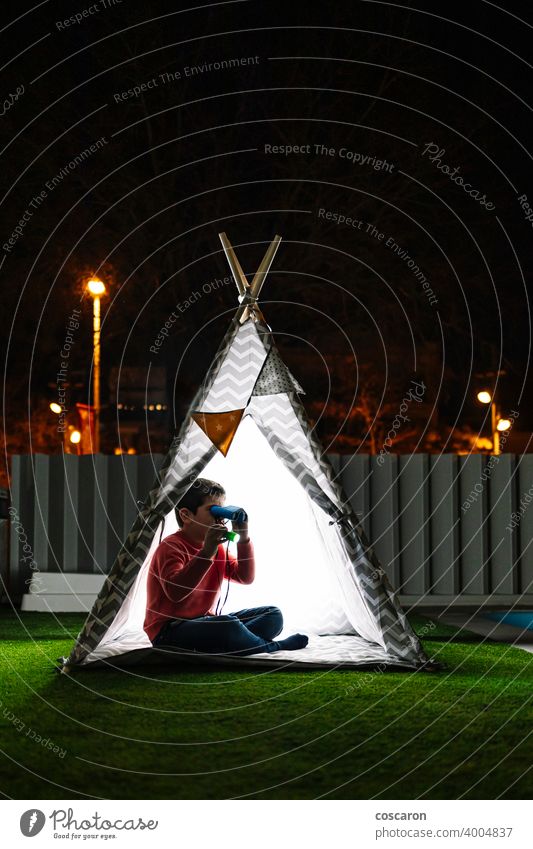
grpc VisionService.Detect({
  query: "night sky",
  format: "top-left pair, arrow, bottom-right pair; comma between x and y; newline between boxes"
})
2,0 -> 533,472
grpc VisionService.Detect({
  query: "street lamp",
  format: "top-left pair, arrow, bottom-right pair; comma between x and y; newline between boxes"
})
86,277 -> 106,453
50,400 -> 73,452
68,427 -> 81,456
477,390 -> 509,455
497,419 -> 512,432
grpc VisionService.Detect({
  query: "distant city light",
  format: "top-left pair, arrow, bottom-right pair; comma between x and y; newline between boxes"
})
70,430 -> 81,444
477,391 -> 492,404
497,419 -> 511,432
50,402 -> 62,414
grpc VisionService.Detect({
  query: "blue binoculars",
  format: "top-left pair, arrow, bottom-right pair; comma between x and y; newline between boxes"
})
210,505 -> 248,524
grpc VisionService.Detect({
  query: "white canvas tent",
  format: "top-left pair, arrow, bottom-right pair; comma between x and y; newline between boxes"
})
60,234 -> 433,673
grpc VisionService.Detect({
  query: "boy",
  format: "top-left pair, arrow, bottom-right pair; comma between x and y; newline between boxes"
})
144,478 -> 308,657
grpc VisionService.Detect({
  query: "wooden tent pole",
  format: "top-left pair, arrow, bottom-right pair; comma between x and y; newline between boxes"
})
249,235 -> 282,299
219,232 -> 248,296
218,233 -> 282,324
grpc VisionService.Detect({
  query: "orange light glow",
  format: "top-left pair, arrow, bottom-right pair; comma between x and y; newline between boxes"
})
87,278 -> 105,296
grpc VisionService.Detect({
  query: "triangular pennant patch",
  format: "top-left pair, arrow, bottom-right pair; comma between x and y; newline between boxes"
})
191,409 -> 245,456
253,345 -> 304,396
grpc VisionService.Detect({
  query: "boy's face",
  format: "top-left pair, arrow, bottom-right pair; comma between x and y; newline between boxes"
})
180,493 -> 226,541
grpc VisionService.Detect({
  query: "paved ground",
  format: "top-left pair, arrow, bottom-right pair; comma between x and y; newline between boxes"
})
438,611 -> 533,654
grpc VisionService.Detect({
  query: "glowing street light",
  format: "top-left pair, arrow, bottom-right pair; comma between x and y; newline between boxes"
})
49,402 -> 62,414
477,388 -> 509,455
86,277 -> 106,453
87,278 -> 106,296
67,427 -> 82,456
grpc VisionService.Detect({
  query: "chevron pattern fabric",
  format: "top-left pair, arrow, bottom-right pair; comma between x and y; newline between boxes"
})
156,421 -> 218,508
200,322 -> 269,412
249,394 -> 342,508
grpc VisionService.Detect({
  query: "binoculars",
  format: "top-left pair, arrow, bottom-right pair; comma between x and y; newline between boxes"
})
209,505 -> 248,542
210,505 -> 248,524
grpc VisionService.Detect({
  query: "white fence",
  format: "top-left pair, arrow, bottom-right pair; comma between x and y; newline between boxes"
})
7,453 -> 533,607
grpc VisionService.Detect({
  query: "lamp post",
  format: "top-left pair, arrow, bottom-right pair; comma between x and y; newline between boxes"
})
477,390 -> 511,455
69,428 -> 82,455
50,401 -> 68,452
86,278 -> 106,453
49,403 -> 80,453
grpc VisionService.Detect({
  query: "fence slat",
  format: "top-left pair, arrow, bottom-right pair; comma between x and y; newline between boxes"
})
369,455 -> 400,588
137,454 -> 164,506
8,455 -> 20,594
489,454 -> 517,594
62,454 -> 80,574
398,454 -> 430,596
459,455 -> 490,595
122,456 -> 139,535
92,454 -> 109,575
106,460 -> 128,567
48,456 -> 65,574
77,456 -> 96,573
33,455 -> 50,573
9,456 -> 27,596
429,454 -> 460,595
517,454 -> 533,594
340,454 -> 371,538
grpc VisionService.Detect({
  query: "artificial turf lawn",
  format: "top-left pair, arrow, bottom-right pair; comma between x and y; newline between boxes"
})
0,609 -> 531,800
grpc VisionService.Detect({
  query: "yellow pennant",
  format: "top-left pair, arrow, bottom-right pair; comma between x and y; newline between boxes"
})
191,409 -> 245,456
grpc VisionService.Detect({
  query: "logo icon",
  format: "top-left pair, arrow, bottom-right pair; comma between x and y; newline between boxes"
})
20,810 -> 46,837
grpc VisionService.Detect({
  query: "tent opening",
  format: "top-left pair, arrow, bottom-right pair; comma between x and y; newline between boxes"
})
84,411 -> 388,664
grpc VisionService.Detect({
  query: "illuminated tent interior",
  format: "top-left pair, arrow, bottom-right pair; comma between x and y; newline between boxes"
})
59,234 -> 431,673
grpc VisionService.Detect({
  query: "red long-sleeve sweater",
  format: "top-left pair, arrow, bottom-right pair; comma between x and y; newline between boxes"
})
143,530 -> 255,642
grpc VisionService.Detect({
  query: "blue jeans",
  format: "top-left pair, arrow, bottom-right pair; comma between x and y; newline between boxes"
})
152,605 -> 284,657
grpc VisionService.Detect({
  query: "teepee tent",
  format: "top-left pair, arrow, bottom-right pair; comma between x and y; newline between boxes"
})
59,234 -> 432,673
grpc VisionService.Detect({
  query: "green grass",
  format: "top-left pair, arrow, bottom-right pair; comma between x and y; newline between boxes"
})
0,608 -> 531,799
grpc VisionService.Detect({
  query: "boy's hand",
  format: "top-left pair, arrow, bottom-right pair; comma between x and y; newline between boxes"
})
201,522 -> 228,558
232,516 -> 249,543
